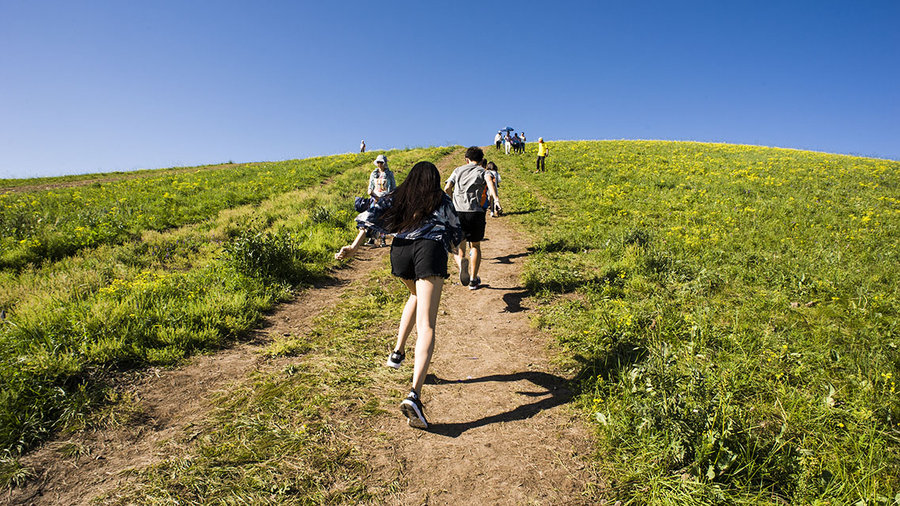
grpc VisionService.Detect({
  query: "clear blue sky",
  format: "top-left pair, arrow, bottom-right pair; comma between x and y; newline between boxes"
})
2,0 -> 898,179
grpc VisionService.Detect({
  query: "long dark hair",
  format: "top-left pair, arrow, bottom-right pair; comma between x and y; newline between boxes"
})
381,161 -> 444,233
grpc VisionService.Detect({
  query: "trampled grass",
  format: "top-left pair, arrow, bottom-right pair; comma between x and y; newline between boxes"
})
0,147 -> 453,458
491,140 -> 899,504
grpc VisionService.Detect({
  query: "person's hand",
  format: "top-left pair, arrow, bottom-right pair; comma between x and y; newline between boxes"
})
335,245 -> 356,260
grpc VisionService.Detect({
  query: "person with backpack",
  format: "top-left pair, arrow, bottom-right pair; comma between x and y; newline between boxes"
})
444,146 -> 500,290
336,161 -> 463,429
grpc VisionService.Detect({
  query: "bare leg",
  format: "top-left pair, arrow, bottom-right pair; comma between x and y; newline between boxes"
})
393,284 -> 417,353
469,241 -> 482,280
455,240 -> 470,285
400,276 -> 444,396
454,240 -> 467,271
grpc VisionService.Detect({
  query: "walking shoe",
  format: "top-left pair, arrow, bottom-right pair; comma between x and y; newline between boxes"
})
386,350 -> 405,369
365,237 -> 375,246
459,258 -> 470,286
380,237 -> 387,247
468,276 -> 481,290
400,391 -> 428,429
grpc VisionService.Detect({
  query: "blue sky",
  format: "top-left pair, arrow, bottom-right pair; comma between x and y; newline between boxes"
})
1,0 -> 898,179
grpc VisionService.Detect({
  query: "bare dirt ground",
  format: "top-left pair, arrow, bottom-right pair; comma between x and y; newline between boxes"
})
5,150 -> 603,505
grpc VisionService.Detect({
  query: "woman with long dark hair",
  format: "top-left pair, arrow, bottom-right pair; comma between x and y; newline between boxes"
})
336,161 -> 462,429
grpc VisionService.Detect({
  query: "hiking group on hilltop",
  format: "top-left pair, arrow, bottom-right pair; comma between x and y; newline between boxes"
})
493,129 -> 550,171
495,130 -> 526,155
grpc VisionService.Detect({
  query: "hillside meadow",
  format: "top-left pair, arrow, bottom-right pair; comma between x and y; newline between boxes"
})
493,140 -> 899,503
1,140 -> 898,504
0,147 -> 453,457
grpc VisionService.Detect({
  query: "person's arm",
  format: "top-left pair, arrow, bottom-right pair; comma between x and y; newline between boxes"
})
367,173 -> 376,198
335,229 -> 367,260
444,172 -> 456,195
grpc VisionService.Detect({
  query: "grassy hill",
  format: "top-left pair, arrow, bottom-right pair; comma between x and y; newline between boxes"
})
494,140 -> 899,502
0,147 -> 454,455
1,141 -> 898,503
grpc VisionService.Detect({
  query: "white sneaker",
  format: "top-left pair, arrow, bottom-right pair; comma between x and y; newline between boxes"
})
400,391 -> 428,429
386,350 -> 405,369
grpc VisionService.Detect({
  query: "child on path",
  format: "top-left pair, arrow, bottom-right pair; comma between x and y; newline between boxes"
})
444,146 -> 501,290
336,161 -> 463,429
366,154 -> 396,246
484,161 -> 501,217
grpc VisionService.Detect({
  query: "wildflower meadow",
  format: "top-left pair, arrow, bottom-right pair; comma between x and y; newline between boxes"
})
496,140 -> 899,503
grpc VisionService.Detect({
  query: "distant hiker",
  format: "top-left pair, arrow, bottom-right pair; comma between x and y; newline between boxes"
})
536,137 -> 549,172
520,132 -> 526,144
494,131 -> 503,150
360,140 -> 366,153
512,133 -> 523,154
336,161 -> 463,429
367,154 -> 396,247
444,146 -> 501,290
484,161 -> 501,217
504,132 -> 512,155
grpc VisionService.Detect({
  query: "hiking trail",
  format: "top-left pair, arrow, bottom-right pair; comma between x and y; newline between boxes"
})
6,149 -> 602,505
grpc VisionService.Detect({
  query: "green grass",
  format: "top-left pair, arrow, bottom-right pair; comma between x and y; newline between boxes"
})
0,153 -> 380,270
4,141 -> 898,504
103,268 -> 410,505
491,140 -> 899,504
0,146 -> 454,458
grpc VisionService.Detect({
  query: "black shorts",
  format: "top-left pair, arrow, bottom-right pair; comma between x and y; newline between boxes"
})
390,238 -> 449,280
457,211 -> 486,242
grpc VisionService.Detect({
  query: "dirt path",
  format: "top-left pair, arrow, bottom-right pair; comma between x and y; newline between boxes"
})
354,150 -> 601,504
361,205 -> 600,505
5,149 -> 602,505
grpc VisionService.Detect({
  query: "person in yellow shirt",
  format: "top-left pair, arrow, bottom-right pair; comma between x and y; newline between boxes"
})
536,137 -> 549,172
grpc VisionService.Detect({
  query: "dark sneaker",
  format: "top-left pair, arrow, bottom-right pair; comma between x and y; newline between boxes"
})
400,391 -> 428,429
386,350 -> 405,369
468,276 -> 481,290
380,237 -> 387,247
459,258 -> 470,286
365,238 -> 375,246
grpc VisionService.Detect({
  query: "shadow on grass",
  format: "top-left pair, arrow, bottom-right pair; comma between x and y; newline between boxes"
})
423,371 -> 572,438
500,209 -> 537,217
